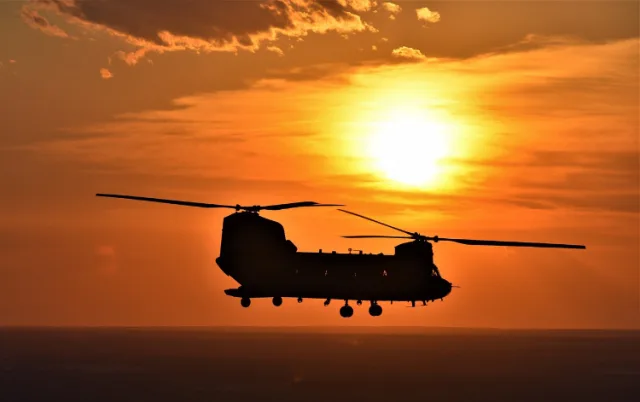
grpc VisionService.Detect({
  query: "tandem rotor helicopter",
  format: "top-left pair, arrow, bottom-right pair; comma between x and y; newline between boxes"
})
96,193 -> 586,318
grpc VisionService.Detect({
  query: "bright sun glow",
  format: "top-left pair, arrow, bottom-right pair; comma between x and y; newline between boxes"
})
366,109 -> 453,188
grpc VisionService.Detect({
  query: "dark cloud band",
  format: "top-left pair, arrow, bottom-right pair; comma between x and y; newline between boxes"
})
23,0 -> 377,55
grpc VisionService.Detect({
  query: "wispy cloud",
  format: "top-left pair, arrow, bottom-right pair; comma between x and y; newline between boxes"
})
20,6 -> 70,38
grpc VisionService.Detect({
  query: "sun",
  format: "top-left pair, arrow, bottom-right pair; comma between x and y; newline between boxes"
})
366,109 -> 453,188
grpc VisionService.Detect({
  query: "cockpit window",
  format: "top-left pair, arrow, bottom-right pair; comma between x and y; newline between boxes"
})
424,259 -> 440,277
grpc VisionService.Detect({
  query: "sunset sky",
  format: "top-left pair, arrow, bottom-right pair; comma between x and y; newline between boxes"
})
1,0 -> 638,329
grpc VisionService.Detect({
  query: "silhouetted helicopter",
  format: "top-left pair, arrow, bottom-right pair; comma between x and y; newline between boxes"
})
96,193 -> 586,318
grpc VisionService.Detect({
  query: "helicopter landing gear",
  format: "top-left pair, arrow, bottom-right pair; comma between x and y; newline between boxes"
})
240,298 -> 251,308
369,302 -> 382,317
272,296 -> 282,307
323,298 -> 331,306
411,300 -> 416,308
339,302 -> 354,318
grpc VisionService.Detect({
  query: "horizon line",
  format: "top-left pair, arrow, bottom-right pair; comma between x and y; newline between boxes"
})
1,324 -> 639,332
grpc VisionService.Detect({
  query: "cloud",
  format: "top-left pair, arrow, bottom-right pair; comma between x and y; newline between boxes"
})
264,62 -> 356,83
416,7 -> 440,24
391,46 -> 426,61
461,150 -> 639,174
339,0 -> 378,13
463,150 -> 640,214
267,45 -> 285,56
20,6 -> 71,38
380,2 -> 401,20
489,33 -> 590,55
21,0 -> 378,63
454,38 -> 639,125
100,68 -> 113,79
109,49 -> 150,66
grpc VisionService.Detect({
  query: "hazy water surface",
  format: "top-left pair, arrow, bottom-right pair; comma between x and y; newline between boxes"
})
1,327 -> 638,402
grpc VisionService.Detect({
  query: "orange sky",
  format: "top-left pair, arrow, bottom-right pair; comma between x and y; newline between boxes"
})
0,0 -> 638,329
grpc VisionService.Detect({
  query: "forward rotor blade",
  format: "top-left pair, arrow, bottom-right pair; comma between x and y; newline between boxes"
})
434,237 -> 586,249
264,202 -> 344,210
337,209 -> 414,236
342,235 -> 413,239
96,194 -> 343,212
96,193 -> 235,209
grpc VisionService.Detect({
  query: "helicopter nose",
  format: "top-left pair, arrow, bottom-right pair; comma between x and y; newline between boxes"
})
443,280 -> 453,296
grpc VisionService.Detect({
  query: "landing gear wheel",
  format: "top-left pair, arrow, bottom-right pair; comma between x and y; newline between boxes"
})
240,298 -> 251,308
272,297 -> 282,307
369,304 -> 382,317
339,305 -> 354,318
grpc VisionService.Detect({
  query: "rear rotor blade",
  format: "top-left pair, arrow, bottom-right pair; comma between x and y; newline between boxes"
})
96,193 -> 235,209
433,237 -> 586,249
338,209 -> 415,237
342,235 -> 413,239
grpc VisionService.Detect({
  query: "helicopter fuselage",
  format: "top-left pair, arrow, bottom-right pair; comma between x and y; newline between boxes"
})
215,212 -> 453,313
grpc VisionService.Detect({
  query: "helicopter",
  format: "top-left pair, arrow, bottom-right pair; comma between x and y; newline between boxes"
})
96,193 -> 587,318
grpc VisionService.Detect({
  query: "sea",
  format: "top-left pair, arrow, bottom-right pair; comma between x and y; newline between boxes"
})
1,327 -> 638,402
